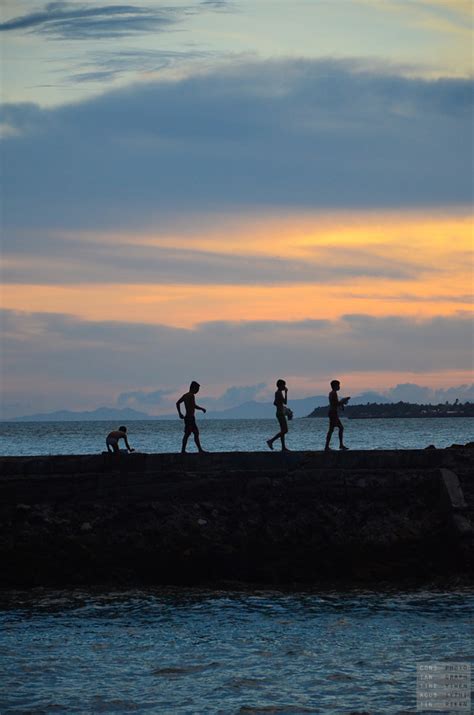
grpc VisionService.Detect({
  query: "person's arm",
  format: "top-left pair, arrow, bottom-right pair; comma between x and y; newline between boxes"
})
283,388 -> 288,405
338,396 -> 350,410
176,395 -> 185,419
196,403 -> 206,413
124,437 -> 135,453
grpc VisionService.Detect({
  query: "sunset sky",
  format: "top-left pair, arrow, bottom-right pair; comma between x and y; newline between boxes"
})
1,0 -> 473,417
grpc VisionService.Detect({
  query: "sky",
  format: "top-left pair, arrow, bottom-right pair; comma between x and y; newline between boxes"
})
0,0 -> 473,417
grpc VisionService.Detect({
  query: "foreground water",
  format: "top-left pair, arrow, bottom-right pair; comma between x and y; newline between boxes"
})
0,588 -> 472,714
1,417 -> 473,456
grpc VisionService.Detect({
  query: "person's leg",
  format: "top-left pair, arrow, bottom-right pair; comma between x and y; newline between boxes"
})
279,417 -> 289,451
193,426 -> 206,453
338,423 -> 348,449
267,433 -> 278,450
181,428 -> 190,453
325,425 -> 334,450
268,415 -> 282,449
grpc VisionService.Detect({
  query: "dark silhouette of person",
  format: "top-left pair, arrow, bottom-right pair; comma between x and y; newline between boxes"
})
106,426 -> 135,454
176,381 -> 207,453
267,379 -> 290,451
324,380 -> 350,451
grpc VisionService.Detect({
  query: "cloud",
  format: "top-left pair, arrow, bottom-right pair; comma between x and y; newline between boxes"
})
199,0 -> 233,8
0,2 -> 186,40
205,383 -> 268,409
385,382 -> 474,403
0,1 -> 236,41
1,232 -> 425,285
2,308 -> 472,416
117,388 -> 175,409
2,59 -> 472,233
67,48 -> 211,84
114,381 -> 267,413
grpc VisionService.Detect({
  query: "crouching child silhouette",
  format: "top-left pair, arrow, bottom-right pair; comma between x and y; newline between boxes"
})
324,380 -> 350,451
106,426 -> 135,454
176,381 -> 207,453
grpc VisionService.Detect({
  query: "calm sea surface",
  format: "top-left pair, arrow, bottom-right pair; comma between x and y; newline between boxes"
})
0,588 -> 472,714
0,417 -> 473,456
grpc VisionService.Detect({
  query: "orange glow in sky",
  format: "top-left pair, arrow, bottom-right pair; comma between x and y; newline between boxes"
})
2,210 -> 472,328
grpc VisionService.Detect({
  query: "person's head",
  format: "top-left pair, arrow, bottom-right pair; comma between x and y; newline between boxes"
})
330,380 -> 340,391
190,381 -> 200,393
276,379 -> 286,390
119,425 -> 127,433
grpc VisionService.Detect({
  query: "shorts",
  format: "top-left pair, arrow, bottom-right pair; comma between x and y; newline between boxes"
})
328,411 -> 343,429
276,413 -> 288,431
184,416 -> 199,435
106,437 -> 119,452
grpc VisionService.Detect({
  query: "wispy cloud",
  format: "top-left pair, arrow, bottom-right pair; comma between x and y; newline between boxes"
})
0,2 -> 182,40
67,48 -> 211,84
1,233 -> 425,285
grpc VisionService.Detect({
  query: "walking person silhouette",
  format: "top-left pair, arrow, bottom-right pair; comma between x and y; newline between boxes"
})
176,381 -> 207,453
266,379 -> 290,451
324,379 -> 350,451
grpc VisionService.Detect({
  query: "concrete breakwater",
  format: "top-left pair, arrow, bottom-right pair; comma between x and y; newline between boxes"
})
1,447 -> 473,588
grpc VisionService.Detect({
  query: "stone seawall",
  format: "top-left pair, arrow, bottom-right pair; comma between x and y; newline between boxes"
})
1,448 -> 473,588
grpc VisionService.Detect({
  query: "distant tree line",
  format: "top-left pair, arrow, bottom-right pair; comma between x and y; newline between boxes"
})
306,401 -> 474,419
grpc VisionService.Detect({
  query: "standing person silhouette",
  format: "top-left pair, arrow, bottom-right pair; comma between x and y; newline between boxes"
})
324,379 -> 350,451
176,381 -> 207,453
266,379 -> 289,451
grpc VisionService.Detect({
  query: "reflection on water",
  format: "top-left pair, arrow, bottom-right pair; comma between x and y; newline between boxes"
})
0,588 -> 472,714
1,417 -> 473,455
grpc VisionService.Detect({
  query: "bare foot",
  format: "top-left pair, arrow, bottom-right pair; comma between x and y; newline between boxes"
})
339,445 -> 349,450
266,440 -> 274,451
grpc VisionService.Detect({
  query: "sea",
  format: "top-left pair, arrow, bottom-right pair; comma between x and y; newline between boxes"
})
0,416 -> 473,456
1,418 -> 473,714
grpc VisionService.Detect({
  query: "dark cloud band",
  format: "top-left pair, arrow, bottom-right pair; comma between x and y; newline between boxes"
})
2,59 -> 472,233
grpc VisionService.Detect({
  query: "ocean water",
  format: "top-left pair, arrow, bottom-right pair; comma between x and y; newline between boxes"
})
0,588 -> 472,714
0,417 -> 472,456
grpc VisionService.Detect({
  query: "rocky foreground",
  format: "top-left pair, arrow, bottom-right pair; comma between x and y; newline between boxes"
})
0,447 -> 473,588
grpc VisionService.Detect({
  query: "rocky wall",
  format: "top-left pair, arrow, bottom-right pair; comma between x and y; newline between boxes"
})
0,448 -> 472,588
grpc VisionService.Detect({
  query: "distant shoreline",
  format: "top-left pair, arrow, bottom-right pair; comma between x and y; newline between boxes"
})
306,401 -> 474,419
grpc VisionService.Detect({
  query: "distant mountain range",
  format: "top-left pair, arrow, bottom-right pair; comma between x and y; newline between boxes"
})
4,407 -> 157,422
3,392 -> 391,421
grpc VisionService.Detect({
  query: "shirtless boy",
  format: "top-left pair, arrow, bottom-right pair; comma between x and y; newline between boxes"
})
176,381 -> 207,453
106,426 -> 135,454
266,379 -> 290,451
324,380 -> 350,451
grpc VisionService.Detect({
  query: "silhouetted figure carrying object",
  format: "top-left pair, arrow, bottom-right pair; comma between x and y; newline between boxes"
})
106,426 -> 135,454
324,380 -> 350,451
176,381 -> 207,453
267,379 -> 290,451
